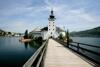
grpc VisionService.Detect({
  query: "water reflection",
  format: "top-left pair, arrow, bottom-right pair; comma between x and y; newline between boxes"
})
24,42 -> 28,49
23,40 -> 43,50
0,37 -> 43,67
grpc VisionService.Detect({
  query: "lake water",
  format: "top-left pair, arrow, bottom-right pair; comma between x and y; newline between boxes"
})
71,37 -> 100,63
0,37 -> 100,66
71,37 -> 100,46
0,37 -> 41,67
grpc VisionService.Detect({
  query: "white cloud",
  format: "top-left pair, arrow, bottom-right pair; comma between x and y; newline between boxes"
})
0,20 -> 33,33
0,0 -> 100,32
43,0 -> 100,32
69,9 -> 95,22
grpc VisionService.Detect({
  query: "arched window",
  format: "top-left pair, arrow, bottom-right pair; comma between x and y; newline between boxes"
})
51,32 -> 52,34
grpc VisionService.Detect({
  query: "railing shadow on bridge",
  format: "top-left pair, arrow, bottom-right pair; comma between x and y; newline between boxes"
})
23,39 -> 48,67
54,38 -> 100,67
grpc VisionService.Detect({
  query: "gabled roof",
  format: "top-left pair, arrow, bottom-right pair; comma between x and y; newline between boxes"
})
41,26 -> 64,32
41,27 -> 48,31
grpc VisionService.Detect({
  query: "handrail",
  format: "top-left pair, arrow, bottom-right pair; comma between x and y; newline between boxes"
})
70,44 -> 100,56
70,42 -> 100,55
23,39 -> 48,67
36,43 -> 47,67
72,42 -> 100,48
69,42 -> 100,65
53,38 -> 100,65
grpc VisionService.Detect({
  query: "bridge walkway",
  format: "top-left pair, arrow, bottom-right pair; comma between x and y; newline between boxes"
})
44,39 -> 93,67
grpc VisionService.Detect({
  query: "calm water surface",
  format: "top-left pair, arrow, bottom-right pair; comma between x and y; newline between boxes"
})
0,37 -> 100,66
0,37 -> 41,67
71,37 -> 100,46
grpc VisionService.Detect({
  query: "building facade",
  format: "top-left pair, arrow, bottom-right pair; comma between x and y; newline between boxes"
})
29,10 -> 64,40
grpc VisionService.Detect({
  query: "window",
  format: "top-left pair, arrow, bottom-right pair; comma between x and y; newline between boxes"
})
51,32 -> 52,34
53,29 -> 54,30
49,29 -> 50,30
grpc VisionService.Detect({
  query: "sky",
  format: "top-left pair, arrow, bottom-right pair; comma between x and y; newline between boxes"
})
0,0 -> 100,33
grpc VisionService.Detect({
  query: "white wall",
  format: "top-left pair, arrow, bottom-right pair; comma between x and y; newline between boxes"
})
48,20 -> 56,38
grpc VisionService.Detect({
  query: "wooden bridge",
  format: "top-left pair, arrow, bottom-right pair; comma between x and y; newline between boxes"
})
44,39 -> 92,67
23,38 -> 99,67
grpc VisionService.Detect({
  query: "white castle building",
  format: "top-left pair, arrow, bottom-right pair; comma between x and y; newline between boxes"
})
29,10 -> 65,40
48,10 -> 56,38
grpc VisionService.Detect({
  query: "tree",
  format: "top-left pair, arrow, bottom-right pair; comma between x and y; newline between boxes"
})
8,32 -> 11,35
58,33 -> 63,40
66,29 -> 70,47
24,29 -> 28,39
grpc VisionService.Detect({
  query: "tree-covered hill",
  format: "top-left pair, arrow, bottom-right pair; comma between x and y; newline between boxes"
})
70,26 -> 100,37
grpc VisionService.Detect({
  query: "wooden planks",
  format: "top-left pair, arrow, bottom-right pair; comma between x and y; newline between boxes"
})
44,39 -> 93,67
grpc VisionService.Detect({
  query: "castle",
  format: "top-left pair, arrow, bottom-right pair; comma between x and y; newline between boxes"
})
29,10 -> 65,40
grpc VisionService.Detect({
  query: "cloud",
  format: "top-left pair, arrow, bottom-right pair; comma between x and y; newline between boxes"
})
0,20 -> 32,32
45,0 -> 100,31
0,0 -> 33,16
0,0 -> 100,32
69,9 -> 95,22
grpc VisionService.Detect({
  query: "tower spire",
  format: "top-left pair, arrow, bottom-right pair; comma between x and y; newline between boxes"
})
51,9 -> 53,15
49,9 -> 55,20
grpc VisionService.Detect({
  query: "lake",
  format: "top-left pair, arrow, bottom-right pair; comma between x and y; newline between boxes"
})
71,37 -> 100,46
71,37 -> 100,63
0,37 -> 41,67
0,37 -> 100,66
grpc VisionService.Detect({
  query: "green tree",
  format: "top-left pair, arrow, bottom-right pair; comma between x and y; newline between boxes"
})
66,29 -> 71,47
58,33 -> 63,40
24,29 -> 28,39
8,32 -> 11,34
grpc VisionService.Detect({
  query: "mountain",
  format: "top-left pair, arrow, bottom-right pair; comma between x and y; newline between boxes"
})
0,29 -> 5,32
70,26 -> 100,37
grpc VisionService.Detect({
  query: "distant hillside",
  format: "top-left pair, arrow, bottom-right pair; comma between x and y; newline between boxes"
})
70,26 -> 100,37
0,29 -> 23,36
0,29 -> 5,32
0,29 -> 6,36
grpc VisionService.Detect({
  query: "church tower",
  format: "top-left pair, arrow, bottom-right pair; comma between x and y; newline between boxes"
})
48,10 -> 56,38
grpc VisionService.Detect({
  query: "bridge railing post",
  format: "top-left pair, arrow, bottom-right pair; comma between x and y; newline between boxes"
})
77,43 -> 80,52
67,38 -> 69,47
